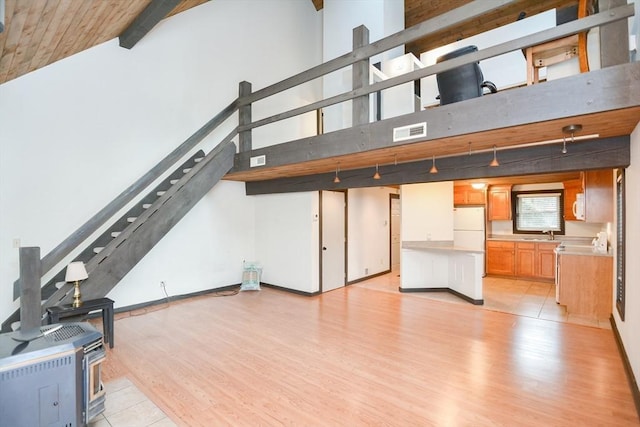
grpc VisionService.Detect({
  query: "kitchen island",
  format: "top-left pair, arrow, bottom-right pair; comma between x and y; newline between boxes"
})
400,241 -> 484,304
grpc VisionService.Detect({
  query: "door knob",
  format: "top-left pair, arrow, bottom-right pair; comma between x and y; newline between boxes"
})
322,246 -> 327,250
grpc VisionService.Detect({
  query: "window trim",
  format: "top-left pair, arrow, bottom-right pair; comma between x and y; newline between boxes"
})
511,189 -> 565,236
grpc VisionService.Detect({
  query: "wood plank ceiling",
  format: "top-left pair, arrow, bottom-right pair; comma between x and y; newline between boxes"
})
0,0 -> 207,85
0,0 -> 578,86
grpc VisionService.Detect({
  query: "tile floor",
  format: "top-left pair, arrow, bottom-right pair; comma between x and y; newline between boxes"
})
353,272 -> 611,329
89,377 -> 176,427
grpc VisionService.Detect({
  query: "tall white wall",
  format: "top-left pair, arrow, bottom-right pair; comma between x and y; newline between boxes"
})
253,192 -> 320,294
0,0 -> 322,318
400,182 -> 454,241
613,121 -> 640,389
347,187 -> 396,281
322,0 -> 404,132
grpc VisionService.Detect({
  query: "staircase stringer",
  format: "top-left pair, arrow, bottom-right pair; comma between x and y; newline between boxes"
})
43,138 -> 237,308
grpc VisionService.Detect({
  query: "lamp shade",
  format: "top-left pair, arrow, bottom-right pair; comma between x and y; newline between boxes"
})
65,261 -> 88,282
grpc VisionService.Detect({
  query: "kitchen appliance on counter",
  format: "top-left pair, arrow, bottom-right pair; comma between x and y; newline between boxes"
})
454,207 -> 486,275
573,193 -> 585,220
593,231 -> 608,253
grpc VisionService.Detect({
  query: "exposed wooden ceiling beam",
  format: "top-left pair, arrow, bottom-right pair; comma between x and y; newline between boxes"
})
244,136 -> 629,195
311,0 -> 323,12
405,0 -> 579,57
119,0 -> 181,49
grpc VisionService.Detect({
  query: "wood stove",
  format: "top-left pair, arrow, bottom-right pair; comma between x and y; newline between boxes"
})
0,322 -> 105,426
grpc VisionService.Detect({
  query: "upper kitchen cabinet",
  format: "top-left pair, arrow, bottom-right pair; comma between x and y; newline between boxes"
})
563,170 -> 613,223
584,170 -> 613,223
488,185 -> 512,220
454,185 -> 485,206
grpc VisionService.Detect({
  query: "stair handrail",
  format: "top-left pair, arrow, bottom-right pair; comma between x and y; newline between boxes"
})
16,99 -> 240,299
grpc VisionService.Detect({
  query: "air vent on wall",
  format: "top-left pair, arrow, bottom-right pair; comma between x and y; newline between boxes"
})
393,122 -> 427,142
250,155 -> 266,167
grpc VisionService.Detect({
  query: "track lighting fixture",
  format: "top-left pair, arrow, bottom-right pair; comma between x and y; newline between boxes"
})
333,165 -> 340,183
561,124 -> 582,154
373,164 -> 381,180
429,155 -> 438,174
489,145 -> 499,167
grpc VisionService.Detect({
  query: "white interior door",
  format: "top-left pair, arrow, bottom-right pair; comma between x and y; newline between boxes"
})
321,190 -> 345,292
391,196 -> 401,272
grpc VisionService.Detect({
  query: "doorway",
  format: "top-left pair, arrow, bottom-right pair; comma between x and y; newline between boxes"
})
321,190 -> 346,292
390,194 -> 401,273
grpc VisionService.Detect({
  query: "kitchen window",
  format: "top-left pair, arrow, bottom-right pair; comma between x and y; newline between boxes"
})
512,190 -> 565,235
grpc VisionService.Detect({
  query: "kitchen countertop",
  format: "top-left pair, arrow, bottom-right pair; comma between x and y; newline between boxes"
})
487,235 -> 592,245
402,240 -> 484,254
554,244 -> 613,257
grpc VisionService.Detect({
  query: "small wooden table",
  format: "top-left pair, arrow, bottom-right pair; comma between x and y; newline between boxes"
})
47,298 -> 114,348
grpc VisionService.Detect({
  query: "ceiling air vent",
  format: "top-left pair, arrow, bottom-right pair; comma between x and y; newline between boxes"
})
250,155 -> 266,167
393,122 -> 427,142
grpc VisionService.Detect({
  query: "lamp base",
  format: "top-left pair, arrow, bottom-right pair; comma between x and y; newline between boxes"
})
72,281 -> 83,307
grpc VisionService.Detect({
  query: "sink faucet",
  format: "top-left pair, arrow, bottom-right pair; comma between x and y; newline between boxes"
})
543,230 -> 555,240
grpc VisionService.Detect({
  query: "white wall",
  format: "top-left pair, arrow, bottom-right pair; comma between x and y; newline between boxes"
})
420,10 -> 555,107
0,0 -> 322,318
612,121 -> 640,389
107,181 -> 254,306
253,192 -> 320,294
322,0 -> 404,132
400,182 -> 454,241
347,187 -> 395,281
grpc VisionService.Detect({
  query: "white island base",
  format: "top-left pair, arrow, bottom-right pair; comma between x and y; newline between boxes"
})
400,241 -> 484,304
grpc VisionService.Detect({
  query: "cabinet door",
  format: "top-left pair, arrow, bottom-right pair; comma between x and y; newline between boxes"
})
454,185 -> 486,205
584,170 -> 613,223
466,190 -> 486,205
488,185 -> 512,220
454,187 -> 466,205
515,243 -> 536,277
536,243 -> 558,279
487,241 -> 515,276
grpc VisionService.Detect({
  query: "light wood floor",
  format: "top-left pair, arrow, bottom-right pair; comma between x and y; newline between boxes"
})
101,280 -> 639,426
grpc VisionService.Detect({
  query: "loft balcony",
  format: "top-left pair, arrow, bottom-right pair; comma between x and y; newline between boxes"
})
218,1 -> 638,194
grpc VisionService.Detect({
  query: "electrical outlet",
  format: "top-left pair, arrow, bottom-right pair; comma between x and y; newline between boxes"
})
12,238 -> 20,248
160,281 -> 166,288
365,268 -> 369,275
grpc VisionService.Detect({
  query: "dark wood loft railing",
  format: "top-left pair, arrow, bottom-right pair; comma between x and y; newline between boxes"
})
11,0 -> 635,325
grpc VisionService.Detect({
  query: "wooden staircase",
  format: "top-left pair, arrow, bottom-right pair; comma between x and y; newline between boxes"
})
1,140 -> 235,333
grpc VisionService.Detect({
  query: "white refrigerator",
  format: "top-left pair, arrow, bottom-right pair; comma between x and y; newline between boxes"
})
453,207 -> 486,275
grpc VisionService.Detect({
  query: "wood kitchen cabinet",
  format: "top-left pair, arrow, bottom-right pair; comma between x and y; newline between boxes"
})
557,253 -> 613,321
487,185 -> 512,220
563,170 -> 613,222
454,185 -> 485,205
487,241 -> 515,276
515,242 -> 536,277
536,242 -> 558,280
584,169 -> 613,223
488,240 -> 558,280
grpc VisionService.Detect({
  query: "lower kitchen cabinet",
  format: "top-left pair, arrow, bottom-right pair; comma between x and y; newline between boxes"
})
488,240 -> 558,280
536,243 -> 558,279
557,253 -> 613,320
487,241 -> 515,276
515,242 -> 536,277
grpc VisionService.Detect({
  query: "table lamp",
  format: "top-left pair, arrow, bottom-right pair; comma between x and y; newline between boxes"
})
65,261 -> 88,307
